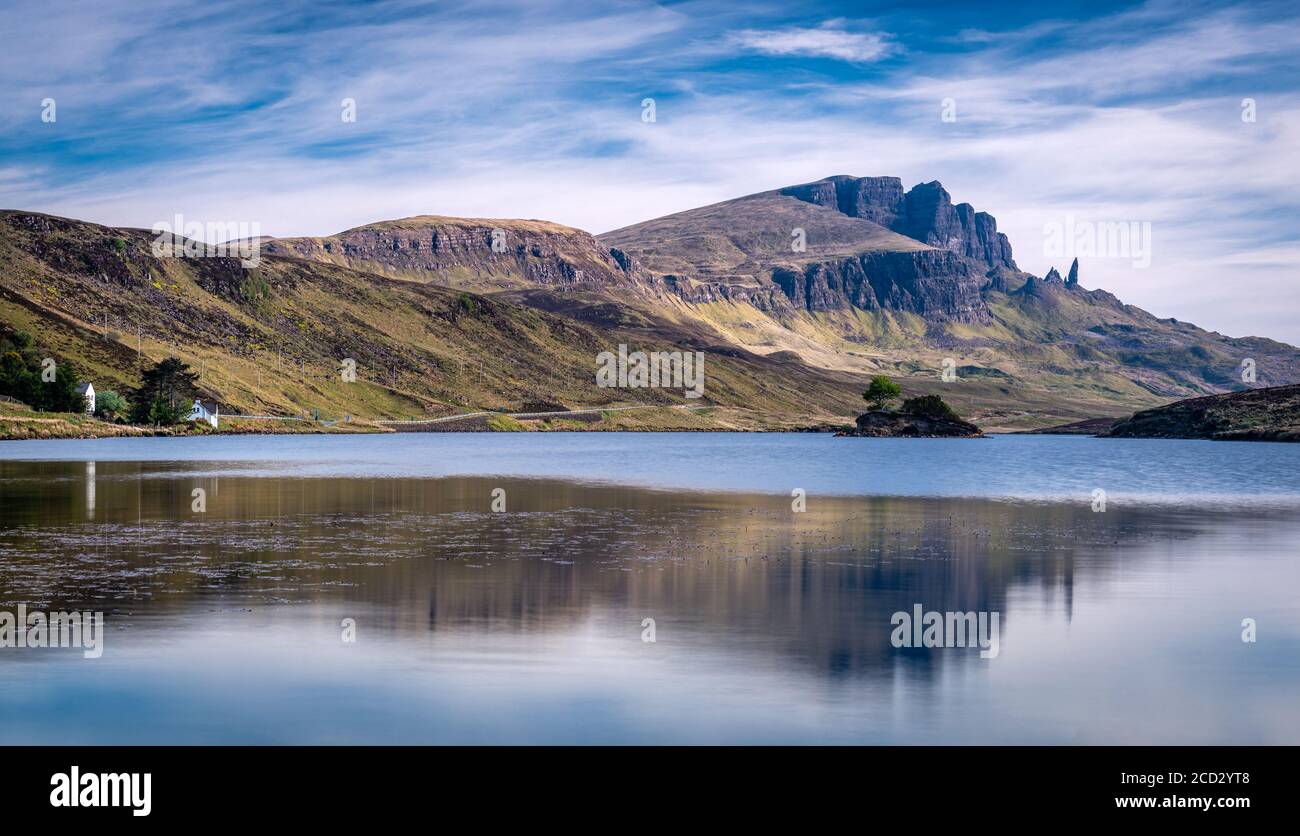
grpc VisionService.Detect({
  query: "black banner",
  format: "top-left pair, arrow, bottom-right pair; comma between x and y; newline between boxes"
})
5,745 -> 1280,822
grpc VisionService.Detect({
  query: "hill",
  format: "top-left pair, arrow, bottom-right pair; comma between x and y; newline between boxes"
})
0,211 -> 867,428
1104,384 -> 1300,441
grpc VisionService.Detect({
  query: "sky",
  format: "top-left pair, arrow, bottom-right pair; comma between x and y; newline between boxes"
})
2,0 -> 1298,342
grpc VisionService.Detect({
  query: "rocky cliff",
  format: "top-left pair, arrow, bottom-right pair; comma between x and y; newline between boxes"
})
274,177 -> 1011,327
771,249 -> 989,323
265,216 -> 666,295
779,176 -> 1017,272
601,175 -> 1003,322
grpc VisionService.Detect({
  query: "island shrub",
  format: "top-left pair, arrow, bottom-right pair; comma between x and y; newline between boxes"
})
901,394 -> 960,421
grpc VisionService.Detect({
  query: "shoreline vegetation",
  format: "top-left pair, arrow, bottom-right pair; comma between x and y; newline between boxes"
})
0,397 -> 788,440
4,349 -> 1299,442
7,369 -> 1300,444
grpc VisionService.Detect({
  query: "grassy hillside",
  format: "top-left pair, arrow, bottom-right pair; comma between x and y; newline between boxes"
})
600,190 -> 929,286
0,211 -> 872,428
8,197 -> 1298,434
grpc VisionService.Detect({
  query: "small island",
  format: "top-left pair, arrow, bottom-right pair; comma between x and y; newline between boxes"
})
838,376 -> 984,438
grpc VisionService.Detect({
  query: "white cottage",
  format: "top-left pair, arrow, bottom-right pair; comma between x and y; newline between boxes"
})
74,382 -> 94,414
187,399 -> 219,428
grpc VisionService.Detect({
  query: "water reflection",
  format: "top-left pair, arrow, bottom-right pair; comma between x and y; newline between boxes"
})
1,459 -> 1297,743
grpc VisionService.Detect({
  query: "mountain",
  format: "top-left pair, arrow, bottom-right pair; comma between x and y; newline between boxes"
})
1104,383 -> 1300,441
4,174 -> 1299,431
598,176 -> 1300,426
0,211 -> 868,428
599,175 -> 1013,321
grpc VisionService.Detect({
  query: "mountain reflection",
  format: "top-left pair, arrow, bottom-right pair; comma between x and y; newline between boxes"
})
0,459 -> 1217,684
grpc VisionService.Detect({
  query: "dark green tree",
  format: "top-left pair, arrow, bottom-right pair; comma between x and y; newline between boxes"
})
901,394 -> 961,420
131,357 -> 200,424
38,360 -> 87,413
0,350 -> 35,403
0,333 -> 85,413
863,375 -> 902,411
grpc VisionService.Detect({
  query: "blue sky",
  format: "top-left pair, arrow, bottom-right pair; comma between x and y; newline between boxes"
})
2,0 -> 1299,342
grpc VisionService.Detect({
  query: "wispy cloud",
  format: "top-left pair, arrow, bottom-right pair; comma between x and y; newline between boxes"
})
0,0 -> 1297,343
725,21 -> 893,63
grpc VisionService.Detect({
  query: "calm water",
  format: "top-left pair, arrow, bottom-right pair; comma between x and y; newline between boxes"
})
1,433 -> 1298,744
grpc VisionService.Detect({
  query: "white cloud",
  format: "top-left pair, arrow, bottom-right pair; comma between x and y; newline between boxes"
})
1,0 -> 1298,344
726,23 -> 892,63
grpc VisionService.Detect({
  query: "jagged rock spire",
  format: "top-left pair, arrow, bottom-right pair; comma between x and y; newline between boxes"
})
1066,257 -> 1079,286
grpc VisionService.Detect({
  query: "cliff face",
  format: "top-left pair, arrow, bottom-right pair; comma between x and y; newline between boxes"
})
771,249 -> 989,322
265,217 -> 665,294
599,174 -> 1008,323
779,175 -> 907,227
780,176 -> 1017,272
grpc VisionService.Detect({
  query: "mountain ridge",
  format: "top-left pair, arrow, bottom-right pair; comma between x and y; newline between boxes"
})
4,173 -> 1300,430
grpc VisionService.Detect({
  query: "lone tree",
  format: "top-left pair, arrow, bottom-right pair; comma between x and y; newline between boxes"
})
131,357 -> 200,425
863,375 -> 902,411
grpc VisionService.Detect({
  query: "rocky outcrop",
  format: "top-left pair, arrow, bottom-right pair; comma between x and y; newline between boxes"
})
779,175 -> 907,227
839,409 -> 984,438
1103,384 -> 1300,441
1066,258 -> 1079,286
771,249 -> 989,322
663,275 -> 794,313
265,218 -> 667,295
781,176 -> 1017,271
